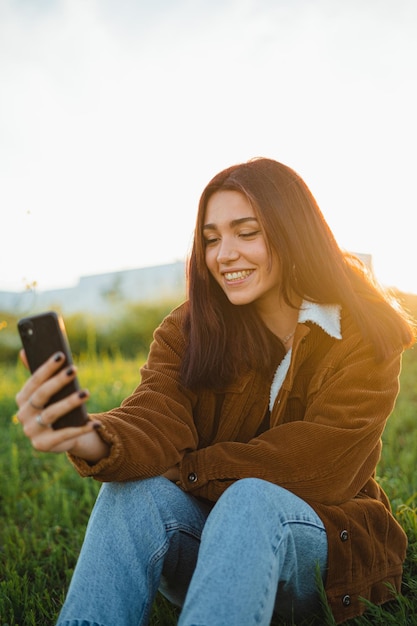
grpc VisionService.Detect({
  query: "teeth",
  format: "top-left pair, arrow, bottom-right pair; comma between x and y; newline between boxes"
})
224,270 -> 252,281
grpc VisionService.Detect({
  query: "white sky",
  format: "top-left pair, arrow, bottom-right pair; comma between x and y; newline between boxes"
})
1,0 -> 416,294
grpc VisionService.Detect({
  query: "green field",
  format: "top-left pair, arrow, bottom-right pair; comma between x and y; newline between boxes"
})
0,351 -> 416,626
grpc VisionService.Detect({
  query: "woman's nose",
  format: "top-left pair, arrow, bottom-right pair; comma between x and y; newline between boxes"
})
216,239 -> 240,263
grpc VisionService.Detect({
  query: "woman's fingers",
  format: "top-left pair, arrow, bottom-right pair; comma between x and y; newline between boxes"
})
16,351 -> 89,434
29,363 -> 82,416
15,351 -> 66,409
15,350 -> 108,457
19,349 -> 29,370
20,383 -> 95,453
30,421 -> 97,454
22,387 -> 90,435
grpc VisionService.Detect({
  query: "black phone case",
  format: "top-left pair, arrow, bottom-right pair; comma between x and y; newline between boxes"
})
17,311 -> 89,430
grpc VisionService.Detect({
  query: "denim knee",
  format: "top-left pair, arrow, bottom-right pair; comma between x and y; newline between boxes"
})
178,479 -> 327,626
209,477 -> 289,522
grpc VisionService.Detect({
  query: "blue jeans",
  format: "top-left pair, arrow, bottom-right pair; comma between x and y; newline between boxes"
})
57,477 -> 328,626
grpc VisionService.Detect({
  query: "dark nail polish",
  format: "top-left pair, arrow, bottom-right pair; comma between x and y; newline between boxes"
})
92,422 -> 101,430
66,366 -> 75,376
54,352 -> 64,362
78,390 -> 88,399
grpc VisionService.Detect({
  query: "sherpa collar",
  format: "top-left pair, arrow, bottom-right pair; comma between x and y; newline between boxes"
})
269,301 -> 342,411
298,300 -> 342,340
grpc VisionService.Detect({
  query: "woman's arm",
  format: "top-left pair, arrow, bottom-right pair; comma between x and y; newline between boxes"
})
67,309 -> 199,481
16,305 -> 198,482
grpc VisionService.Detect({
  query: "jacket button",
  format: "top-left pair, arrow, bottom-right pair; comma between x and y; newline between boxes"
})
342,594 -> 351,607
340,529 -> 349,542
187,472 -> 198,483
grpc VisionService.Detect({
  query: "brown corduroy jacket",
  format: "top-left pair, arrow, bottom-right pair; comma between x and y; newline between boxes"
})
70,302 -> 407,624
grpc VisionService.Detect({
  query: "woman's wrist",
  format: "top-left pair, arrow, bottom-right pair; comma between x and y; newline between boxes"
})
70,428 -> 111,463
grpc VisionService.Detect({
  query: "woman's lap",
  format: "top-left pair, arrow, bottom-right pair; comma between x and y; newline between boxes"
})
57,477 -> 327,626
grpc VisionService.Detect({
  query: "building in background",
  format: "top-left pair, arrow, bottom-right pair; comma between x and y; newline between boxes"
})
0,261 -> 186,315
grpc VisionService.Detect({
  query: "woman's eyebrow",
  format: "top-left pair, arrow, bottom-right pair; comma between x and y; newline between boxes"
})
203,217 -> 259,230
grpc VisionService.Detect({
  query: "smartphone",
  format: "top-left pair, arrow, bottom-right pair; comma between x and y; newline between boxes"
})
17,311 -> 89,430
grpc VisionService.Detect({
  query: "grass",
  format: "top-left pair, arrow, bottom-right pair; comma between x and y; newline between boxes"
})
0,350 -> 416,625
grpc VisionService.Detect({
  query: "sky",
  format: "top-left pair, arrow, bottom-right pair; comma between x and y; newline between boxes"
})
1,0 -> 416,294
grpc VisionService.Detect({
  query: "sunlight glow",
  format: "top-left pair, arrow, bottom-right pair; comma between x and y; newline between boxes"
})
1,0 -> 416,295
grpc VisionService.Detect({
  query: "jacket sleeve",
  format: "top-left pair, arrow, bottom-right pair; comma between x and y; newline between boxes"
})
68,307 -> 199,481
178,334 -> 403,505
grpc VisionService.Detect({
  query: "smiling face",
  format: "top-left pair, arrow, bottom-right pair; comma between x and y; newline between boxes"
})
203,190 -> 282,313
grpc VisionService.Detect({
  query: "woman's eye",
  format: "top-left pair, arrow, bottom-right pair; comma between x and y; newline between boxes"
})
204,237 -> 219,246
239,230 -> 260,239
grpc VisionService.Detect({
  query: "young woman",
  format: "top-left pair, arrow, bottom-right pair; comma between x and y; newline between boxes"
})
16,158 -> 414,625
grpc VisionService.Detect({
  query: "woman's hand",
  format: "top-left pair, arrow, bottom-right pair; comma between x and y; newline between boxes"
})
15,350 -> 110,462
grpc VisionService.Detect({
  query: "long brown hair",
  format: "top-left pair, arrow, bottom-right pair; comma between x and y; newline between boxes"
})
181,158 -> 414,389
